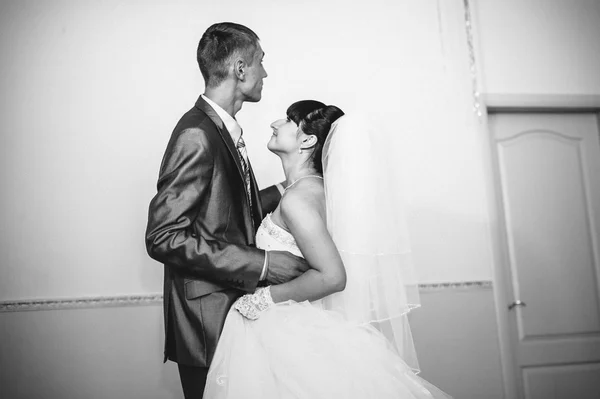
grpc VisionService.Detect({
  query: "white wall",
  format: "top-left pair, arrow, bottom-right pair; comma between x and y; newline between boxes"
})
1,0 -> 598,297
473,0 -> 600,95
0,305 -> 182,399
0,0 -> 491,302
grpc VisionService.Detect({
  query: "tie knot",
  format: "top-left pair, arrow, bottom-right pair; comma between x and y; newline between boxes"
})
237,136 -> 246,149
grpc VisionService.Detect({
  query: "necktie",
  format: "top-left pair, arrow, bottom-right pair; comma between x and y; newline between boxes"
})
236,133 -> 253,212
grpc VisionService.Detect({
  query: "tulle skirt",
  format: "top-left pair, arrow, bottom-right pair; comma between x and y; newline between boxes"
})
204,300 -> 452,398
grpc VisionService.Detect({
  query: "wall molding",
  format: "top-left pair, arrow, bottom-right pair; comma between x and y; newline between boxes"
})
0,294 -> 163,313
0,281 -> 493,313
418,280 -> 493,291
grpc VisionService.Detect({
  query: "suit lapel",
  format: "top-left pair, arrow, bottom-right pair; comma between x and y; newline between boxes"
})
195,96 -> 246,182
195,95 -> 259,242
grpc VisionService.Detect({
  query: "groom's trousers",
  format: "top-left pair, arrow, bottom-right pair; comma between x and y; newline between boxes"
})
178,364 -> 209,399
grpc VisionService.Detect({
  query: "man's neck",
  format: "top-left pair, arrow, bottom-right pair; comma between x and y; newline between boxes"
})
204,84 -> 243,118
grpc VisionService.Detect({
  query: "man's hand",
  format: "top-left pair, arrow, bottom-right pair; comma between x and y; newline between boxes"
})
266,250 -> 309,285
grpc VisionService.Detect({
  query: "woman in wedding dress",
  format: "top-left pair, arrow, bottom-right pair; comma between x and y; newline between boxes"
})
203,100 -> 452,398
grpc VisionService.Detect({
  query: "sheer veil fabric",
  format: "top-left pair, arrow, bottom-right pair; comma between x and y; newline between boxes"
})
322,114 -> 421,372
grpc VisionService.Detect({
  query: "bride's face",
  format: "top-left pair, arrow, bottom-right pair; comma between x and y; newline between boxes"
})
267,117 -> 303,155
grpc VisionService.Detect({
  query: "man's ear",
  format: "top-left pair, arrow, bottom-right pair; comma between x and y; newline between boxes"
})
234,59 -> 245,81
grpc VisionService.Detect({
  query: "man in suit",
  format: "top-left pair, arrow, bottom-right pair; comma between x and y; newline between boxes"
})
145,22 -> 308,399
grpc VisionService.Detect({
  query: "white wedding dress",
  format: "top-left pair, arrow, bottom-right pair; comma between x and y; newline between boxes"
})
203,213 -> 452,398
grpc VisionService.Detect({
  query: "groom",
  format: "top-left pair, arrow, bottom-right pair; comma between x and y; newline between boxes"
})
145,22 -> 308,398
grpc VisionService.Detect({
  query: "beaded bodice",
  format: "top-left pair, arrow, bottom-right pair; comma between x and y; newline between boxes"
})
256,213 -> 303,258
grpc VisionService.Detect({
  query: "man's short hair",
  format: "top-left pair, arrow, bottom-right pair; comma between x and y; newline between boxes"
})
197,22 -> 260,87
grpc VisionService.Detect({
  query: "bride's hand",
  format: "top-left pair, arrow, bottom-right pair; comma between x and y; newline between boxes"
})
233,286 -> 275,320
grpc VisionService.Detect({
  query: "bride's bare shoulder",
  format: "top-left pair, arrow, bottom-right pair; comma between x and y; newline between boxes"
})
280,179 -> 325,223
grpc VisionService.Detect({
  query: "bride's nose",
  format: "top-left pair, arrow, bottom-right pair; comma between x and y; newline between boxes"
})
270,119 -> 284,129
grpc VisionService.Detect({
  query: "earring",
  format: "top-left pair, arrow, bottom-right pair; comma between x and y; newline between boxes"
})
298,148 -> 303,154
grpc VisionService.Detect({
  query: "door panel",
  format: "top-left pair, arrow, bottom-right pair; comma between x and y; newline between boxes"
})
523,363 -> 600,399
489,112 -> 600,398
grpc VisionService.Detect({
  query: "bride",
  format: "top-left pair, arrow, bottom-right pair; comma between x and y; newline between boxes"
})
203,100 -> 452,398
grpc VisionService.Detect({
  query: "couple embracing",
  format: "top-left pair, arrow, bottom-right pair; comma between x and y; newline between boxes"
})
146,22 -> 451,399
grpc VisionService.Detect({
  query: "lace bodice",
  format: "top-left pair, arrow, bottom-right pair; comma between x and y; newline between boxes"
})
256,213 -> 303,258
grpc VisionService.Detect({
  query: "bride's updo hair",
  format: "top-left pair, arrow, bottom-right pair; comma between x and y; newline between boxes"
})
286,100 -> 326,125
300,105 -> 345,173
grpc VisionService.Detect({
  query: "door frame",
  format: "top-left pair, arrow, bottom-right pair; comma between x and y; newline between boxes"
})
479,94 -> 600,399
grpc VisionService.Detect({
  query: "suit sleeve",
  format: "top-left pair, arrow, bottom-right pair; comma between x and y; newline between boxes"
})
145,126 -> 263,292
260,184 -> 283,215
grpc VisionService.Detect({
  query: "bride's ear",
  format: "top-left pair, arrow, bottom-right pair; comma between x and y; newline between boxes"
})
300,135 -> 318,150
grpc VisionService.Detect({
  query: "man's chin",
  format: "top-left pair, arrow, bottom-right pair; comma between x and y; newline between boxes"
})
242,91 -> 262,103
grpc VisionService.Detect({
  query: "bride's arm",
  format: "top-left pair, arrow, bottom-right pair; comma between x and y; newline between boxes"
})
269,190 -> 346,303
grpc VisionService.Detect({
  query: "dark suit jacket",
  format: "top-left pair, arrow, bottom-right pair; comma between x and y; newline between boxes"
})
146,95 -> 272,367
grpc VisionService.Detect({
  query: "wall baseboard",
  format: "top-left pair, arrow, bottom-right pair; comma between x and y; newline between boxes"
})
0,281 -> 492,313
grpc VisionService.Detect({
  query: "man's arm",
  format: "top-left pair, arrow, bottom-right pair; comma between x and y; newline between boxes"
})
145,126 -> 264,292
259,182 -> 285,215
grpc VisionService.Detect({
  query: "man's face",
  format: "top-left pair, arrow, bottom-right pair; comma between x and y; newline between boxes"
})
241,43 -> 268,102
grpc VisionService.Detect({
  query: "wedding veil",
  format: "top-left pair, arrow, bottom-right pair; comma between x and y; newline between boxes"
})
321,114 -> 421,372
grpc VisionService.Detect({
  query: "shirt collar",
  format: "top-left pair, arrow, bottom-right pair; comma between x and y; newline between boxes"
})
201,94 -> 242,144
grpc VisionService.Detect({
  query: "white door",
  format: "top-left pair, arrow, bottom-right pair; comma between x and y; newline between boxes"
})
488,112 -> 600,399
